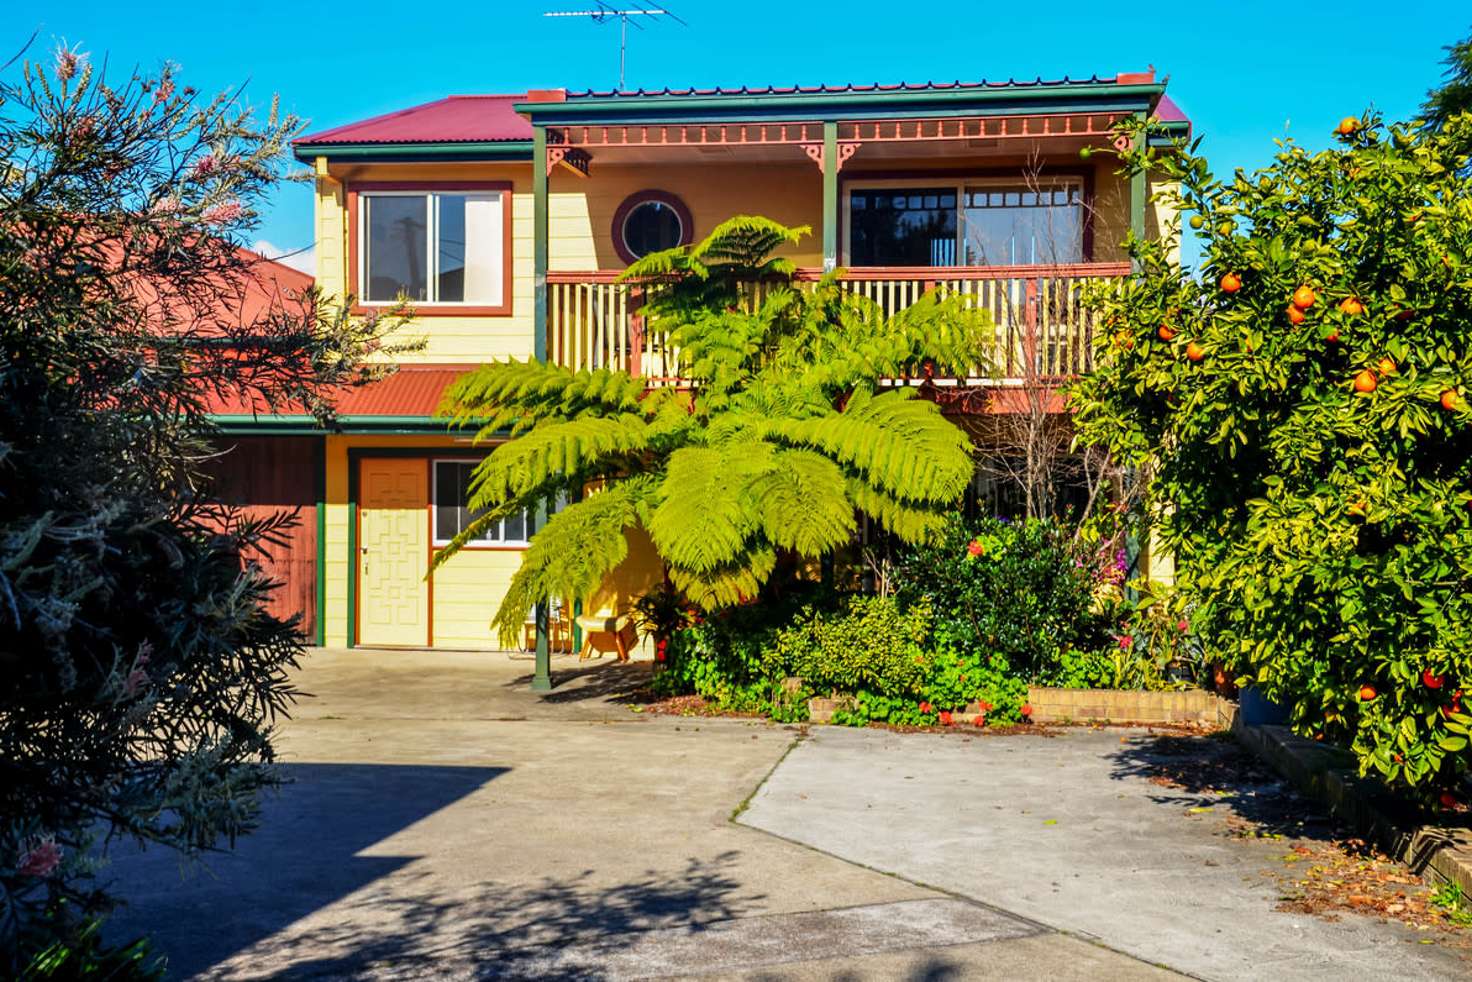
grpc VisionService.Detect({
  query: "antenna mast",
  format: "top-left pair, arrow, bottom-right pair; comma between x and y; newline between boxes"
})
544,2 -> 687,91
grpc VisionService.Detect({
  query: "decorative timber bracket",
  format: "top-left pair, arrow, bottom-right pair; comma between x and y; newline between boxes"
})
546,145 -> 591,178
800,140 -> 861,174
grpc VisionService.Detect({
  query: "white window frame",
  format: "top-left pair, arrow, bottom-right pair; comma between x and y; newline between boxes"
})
431,458 -> 532,548
358,189 -> 505,307
842,176 -> 1085,267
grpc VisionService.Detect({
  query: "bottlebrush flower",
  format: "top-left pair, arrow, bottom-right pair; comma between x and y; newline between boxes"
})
18,839 -> 62,878
202,201 -> 244,226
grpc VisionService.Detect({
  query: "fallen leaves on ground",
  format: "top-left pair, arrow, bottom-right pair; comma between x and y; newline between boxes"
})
1124,731 -> 1472,944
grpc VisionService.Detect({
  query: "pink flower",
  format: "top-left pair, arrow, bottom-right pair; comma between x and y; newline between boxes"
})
123,668 -> 149,698
1177,619 -> 1189,633
202,201 -> 244,226
55,44 -> 83,83
18,839 -> 62,878
153,79 -> 175,104
1116,634 -> 1134,649
192,153 -> 218,178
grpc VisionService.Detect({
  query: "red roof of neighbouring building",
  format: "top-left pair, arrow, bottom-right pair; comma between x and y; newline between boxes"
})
295,95 -> 532,146
205,365 -> 472,419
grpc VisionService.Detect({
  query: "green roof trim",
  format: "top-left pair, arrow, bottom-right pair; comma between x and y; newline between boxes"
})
210,413 -> 471,435
291,141 -> 534,163
515,82 -> 1165,121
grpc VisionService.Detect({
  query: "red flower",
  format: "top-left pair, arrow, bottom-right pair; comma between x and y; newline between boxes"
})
938,711 -> 953,726
1116,634 -> 1133,649
1440,791 -> 1461,810
972,714 -> 986,727
966,539 -> 984,557
655,638 -> 668,663
918,701 -> 932,714
1423,669 -> 1445,690
1020,703 -> 1033,718
18,839 -> 62,878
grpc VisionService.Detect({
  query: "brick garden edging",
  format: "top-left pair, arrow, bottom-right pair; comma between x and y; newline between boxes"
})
1025,687 -> 1236,726
1233,719 -> 1472,893
806,687 -> 1236,727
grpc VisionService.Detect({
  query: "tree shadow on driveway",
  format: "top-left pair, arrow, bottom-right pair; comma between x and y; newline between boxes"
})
101,762 -> 507,978
1105,730 -> 1340,842
236,851 -> 762,979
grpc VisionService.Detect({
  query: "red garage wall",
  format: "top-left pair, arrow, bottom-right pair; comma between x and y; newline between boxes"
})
205,436 -> 321,639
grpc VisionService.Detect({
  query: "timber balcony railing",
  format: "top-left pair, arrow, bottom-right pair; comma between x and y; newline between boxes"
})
545,262 -> 1131,386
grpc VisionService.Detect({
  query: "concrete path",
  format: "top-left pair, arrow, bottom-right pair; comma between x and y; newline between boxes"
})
101,649 -> 1468,979
103,650 -> 1171,979
739,725 -> 1471,981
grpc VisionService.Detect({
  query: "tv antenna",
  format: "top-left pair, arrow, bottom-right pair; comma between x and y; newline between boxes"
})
544,2 -> 687,91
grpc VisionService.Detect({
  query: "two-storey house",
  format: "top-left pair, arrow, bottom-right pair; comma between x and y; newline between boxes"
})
209,70 -> 1190,653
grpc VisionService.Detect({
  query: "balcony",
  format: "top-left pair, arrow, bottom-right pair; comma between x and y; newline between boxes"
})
545,263 -> 1129,389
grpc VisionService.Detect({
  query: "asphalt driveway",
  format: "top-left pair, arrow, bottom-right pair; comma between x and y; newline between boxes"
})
101,649 -> 1467,979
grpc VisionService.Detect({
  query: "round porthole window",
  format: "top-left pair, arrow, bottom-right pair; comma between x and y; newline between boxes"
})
613,191 -> 692,263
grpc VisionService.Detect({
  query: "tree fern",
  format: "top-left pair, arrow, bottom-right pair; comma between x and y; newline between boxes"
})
436,216 -> 994,628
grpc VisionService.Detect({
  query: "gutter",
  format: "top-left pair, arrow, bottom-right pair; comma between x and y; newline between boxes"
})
290,140 -> 534,163
210,414 -> 475,435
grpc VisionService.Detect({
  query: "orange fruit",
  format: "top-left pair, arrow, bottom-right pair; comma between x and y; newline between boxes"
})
1358,684 -> 1377,701
1338,297 -> 1364,316
1442,390 -> 1461,412
1377,357 -> 1396,376
1325,329 -> 1340,343
1353,369 -> 1378,393
1292,285 -> 1317,309
1157,324 -> 1177,342
1336,116 -> 1361,137
1219,272 -> 1242,293
1185,341 -> 1205,362
1113,329 -> 1134,350
1286,305 -> 1306,325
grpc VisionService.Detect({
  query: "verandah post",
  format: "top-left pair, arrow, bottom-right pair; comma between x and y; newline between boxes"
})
531,125 -> 553,692
1129,114 -> 1148,270
822,121 -> 838,272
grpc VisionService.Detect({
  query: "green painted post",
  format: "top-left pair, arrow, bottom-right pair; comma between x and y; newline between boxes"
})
531,126 -> 553,690
822,121 -> 838,272
530,498 -> 552,692
533,125 -> 549,362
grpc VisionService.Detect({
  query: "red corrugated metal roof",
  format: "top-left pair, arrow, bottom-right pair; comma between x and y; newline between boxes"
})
206,365 -> 471,418
564,75 -> 1133,99
294,95 -> 532,146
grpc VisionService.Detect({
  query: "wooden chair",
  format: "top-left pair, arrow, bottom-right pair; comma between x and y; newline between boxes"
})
575,610 -> 638,662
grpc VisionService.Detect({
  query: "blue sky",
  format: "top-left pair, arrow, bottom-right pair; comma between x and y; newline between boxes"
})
12,2 -> 1468,270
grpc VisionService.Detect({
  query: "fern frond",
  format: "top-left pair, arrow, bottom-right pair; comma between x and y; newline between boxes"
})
669,546 -> 777,610
746,449 -> 856,556
489,477 -> 656,645
773,389 -> 972,504
438,360 -> 648,438
468,413 -> 651,510
646,444 -> 771,572
846,480 -> 949,544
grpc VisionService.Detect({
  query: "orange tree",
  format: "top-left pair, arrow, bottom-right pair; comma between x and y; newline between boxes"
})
1072,112 -> 1472,803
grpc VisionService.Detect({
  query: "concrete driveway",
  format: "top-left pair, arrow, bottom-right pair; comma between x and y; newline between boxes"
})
102,649 -> 1467,979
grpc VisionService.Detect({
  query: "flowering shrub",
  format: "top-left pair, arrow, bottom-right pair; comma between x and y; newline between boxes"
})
894,515 -> 1120,682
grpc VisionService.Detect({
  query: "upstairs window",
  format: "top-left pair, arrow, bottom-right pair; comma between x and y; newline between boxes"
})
359,188 -> 507,308
845,178 -> 1085,267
